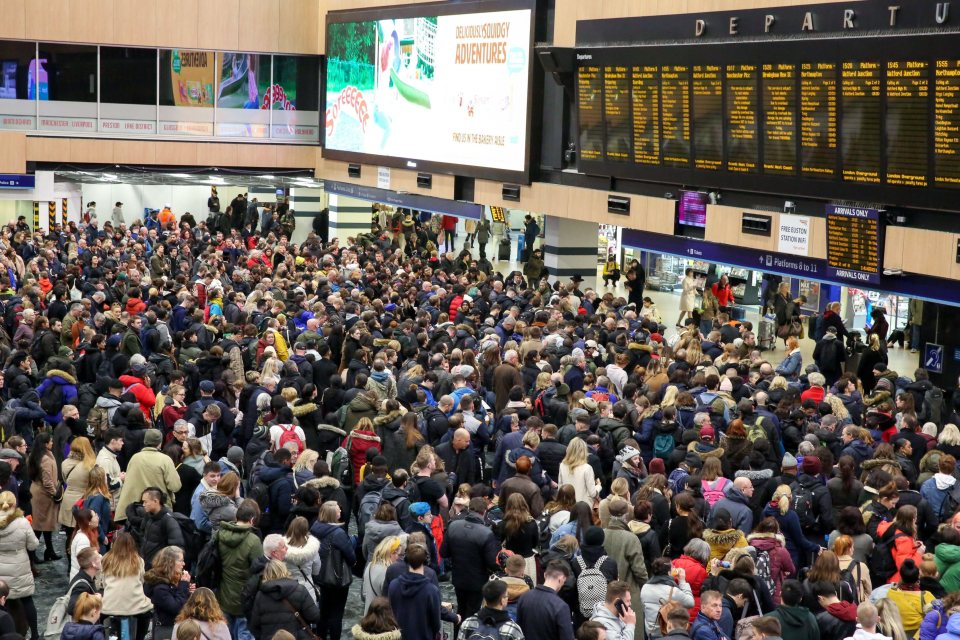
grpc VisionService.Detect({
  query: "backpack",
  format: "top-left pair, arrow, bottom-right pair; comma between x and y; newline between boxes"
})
923,387 -> 947,428
327,446 -> 353,489
170,512 -> 205,566
247,480 -> 273,531
30,330 -> 47,364
840,561 -> 862,604
590,390 -> 610,404
867,524 -> 905,586
701,477 -> 729,507
745,417 -> 767,443
755,549 -> 776,597
790,481 -> 818,531
0,404 -> 16,442
277,424 -> 304,454
653,431 -> 676,460
357,489 -> 384,536
194,532 -> 223,589
40,382 -> 64,417
43,580 -> 83,640
938,484 -> 960,522
575,554 -> 610,617
466,620 -> 503,640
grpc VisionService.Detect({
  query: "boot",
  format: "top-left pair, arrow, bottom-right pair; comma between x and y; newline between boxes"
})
43,547 -> 62,561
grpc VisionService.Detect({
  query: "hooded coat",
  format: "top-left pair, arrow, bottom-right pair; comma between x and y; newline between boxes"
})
770,604 -> 820,640
0,507 -> 37,598
36,368 -> 79,424
249,576 -> 321,640
703,528 -> 748,562
746,532 -> 795,604
388,571 -> 441,640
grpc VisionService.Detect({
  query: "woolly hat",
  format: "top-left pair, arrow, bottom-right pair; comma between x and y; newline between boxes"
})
584,526 -> 605,546
801,455 -> 822,475
782,452 -> 798,469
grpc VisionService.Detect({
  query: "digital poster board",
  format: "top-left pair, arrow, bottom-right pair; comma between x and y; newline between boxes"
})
575,33 -> 960,209
825,205 -> 883,285
324,0 -> 534,181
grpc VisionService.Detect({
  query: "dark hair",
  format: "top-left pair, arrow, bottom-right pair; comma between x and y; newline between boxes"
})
712,508 -> 733,531
780,580 -> 804,606
837,506 -> 866,536
482,579 -> 508,605
577,622 -> 605,640
651,557 -> 673,577
726,578 -> 753,598
900,558 -> 920,585
203,461 -> 221,476
405,544 -> 428,569
837,455 -> 857,494
28,432 -> 52,482
543,559 -> 571,579
812,581 -> 841,598
753,617 -> 782,638
141,487 -> 164,504
236,501 -> 260,524
359,597 -> 398,635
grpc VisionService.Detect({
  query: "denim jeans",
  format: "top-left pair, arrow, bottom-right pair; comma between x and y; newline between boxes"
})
227,614 -> 253,640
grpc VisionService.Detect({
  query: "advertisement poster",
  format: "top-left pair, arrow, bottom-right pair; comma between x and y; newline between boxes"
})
163,49 -> 215,107
218,52 -> 269,109
325,9 -> 531,172
777,214 -> 810,256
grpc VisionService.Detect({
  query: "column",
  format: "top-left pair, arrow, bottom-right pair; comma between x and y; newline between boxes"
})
289,187 -> 325,245
328,193 -> 372,243
542,216 -> 600,289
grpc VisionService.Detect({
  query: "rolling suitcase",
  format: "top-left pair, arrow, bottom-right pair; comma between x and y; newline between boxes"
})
498,238 -> 510,261
758,318 -> 776,351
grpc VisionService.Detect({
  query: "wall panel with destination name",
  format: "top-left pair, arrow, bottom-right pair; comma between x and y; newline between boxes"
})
574,33 -> 960,210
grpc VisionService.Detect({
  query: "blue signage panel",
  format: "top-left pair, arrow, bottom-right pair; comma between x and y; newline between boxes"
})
619,228 -> 960,307
925,343 -> 944,374
0,174 -> 34,189
325,181 -> 482,220
825,205 -> 883,285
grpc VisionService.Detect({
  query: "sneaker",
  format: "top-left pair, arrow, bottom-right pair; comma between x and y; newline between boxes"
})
911,348 -> 918,353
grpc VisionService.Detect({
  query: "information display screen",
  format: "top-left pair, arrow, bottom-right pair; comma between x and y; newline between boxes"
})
575,34 -> 960,207
324,0 -> 534,180
826,205 -> 883,284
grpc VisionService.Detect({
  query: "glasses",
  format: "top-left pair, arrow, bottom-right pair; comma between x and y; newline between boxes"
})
174,430 -> 188,436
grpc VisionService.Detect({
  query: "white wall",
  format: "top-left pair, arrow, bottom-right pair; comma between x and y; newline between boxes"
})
76,183 -> 253,226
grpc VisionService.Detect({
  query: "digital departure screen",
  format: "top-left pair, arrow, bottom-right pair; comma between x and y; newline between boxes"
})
575,34 -> 960,208
826,205 -> 883,284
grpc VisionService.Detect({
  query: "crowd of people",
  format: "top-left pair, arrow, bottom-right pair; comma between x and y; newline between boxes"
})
0,198 -> 954,640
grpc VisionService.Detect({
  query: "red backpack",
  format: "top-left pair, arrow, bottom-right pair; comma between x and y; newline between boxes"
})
276,424 -> 303,454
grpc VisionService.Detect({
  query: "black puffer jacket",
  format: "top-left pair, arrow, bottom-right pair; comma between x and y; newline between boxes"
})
249,577 -> 321,640
125,504 -> 185,568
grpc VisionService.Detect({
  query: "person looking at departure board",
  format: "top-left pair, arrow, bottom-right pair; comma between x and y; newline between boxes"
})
711,275 -> 734,312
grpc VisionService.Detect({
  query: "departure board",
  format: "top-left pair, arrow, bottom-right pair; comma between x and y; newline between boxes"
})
693,65 -> 723,170
800,62 -> 838,179
577,66 -> 603,162
825,205 -> 883,284
632,65 -> 660,165
575,33 -> 960,209
604,66 -> 631,162
661,65 -> 691,167
886,60 -> 929,186
762,63 -> 797,175
726,64 -> 758,173
935,60 -> 960,186
841,61 -> 882,184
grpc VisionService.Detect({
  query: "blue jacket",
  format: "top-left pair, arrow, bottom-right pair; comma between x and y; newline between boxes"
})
311,520 -> 356,567
36,369 -> 79,424
517,585 -> 574,640
776,351 -> 803,380
935,610 -> 960,640
60,622 -> 108,640
921,600 -> 950,640
259,464 -> 295,534
691,611 -> 731,640
388,571 -> 441,640
920,476 -> 956,522
763,504 -> 820,567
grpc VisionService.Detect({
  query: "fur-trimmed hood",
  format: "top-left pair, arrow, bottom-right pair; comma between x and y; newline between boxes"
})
746,532 -> 787,550
0,507 -> 23,529
735,469 -> 774,481
292,402 -> 319,418
704,528 -> 746,546
46,368 -> 77,384
687,441 -> 725,460
350,626 -> 402,640
920,448 -> 944,473
304,476 -> 341,490
284,535 -> 321,566
861,458 -> 902,473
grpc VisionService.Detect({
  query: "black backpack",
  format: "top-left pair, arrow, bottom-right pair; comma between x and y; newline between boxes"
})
30,330 -> 47,364
40,383 -> 64,417
868,526 -> 906,586
790,481 -> 818,531
194,532 -> 223,589
170,512 -> 206,566
247,480 -> 273,531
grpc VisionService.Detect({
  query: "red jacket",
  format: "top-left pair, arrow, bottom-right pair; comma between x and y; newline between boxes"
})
878,521 -> 923,583
125,298 -> 146,316
712,282 -> 734,307
119,374 -> 156,420
442,215 -> 457,231
344,428 -> 381,485
801,386 -> 826,404
673,554 -> 708,622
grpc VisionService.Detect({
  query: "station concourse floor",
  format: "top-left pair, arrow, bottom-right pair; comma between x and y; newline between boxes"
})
488,251 -> 921,376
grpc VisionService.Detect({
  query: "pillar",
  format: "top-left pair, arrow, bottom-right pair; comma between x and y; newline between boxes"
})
328,194 -> 372,243
289,187 -> 325,245
542,216 -> 600,289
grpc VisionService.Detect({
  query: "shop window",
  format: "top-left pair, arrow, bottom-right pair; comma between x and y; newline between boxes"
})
215,52 -> 269,138
270,55 -> 319,141
37,43 -> 97,102
100,47 -> 157,105
158,49 -> 215,136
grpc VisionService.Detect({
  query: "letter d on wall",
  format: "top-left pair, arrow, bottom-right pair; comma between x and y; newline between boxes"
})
695,19 -> 706,36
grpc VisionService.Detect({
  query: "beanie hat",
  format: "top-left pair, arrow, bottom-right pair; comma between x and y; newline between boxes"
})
782,452 -> 798,469
649,458 -> 666,475
584,526 -> 605,546
719,377 -> 733,393
410,502 -> 431,517
801,455 -> 822,475
143,429 -> 163,447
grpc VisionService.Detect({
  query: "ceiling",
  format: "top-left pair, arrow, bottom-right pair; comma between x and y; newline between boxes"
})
54,169 -> 323,190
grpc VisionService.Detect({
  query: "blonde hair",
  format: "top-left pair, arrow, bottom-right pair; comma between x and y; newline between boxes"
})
72,592 -> 102,622
69,436 -> 96,469
772,484 -> 793,515
262,559 -> 290,582
281,387 -> 298,403
562,438 -> 588,470
610,477 -> 630,499
661,386 -> 679,408
0,491 -> 16,512
319,500 -> 341,523
769,376 -> 788,391
370,535 -> 403,566
940,424 -> 960,446
920,553 -> 938,578
876,598 -> 908,640
522,431 -> 540,449
294,449 -> 319,473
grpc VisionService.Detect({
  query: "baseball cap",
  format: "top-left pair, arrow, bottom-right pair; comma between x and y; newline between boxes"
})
410,502 -> 431,517
199,380 -> 215,393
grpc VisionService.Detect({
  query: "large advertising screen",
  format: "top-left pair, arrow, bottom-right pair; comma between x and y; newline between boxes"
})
324,1 -> 534,180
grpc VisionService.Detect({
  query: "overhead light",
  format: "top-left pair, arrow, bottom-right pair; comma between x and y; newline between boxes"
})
167,173 -> 192,179
260,175 -> 275,180
208,175 -> 225,182
102,173 -> 118,181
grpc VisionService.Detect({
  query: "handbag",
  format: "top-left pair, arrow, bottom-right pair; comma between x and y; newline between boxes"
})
53,463 -> 77,504
776,324 -> 792,339
318,541 -> 353,588
733,591 -> 764,640
298,566 -> 322,603
283,598 -> 320,640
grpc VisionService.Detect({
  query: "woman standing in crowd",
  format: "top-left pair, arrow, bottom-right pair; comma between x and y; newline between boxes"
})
0,491 -> 38,639
143,546 -> 192,640
311,501 -> 354,640
28,432 -> 60,561
60,593 -> 107,640
100,532 -> 153,640
362,537 -> 402,616
284,516 -> 321,604
249,559 -> 321,640
499,493 -> 539,579
171,588 -> 232,640
558,439 -> 598,504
